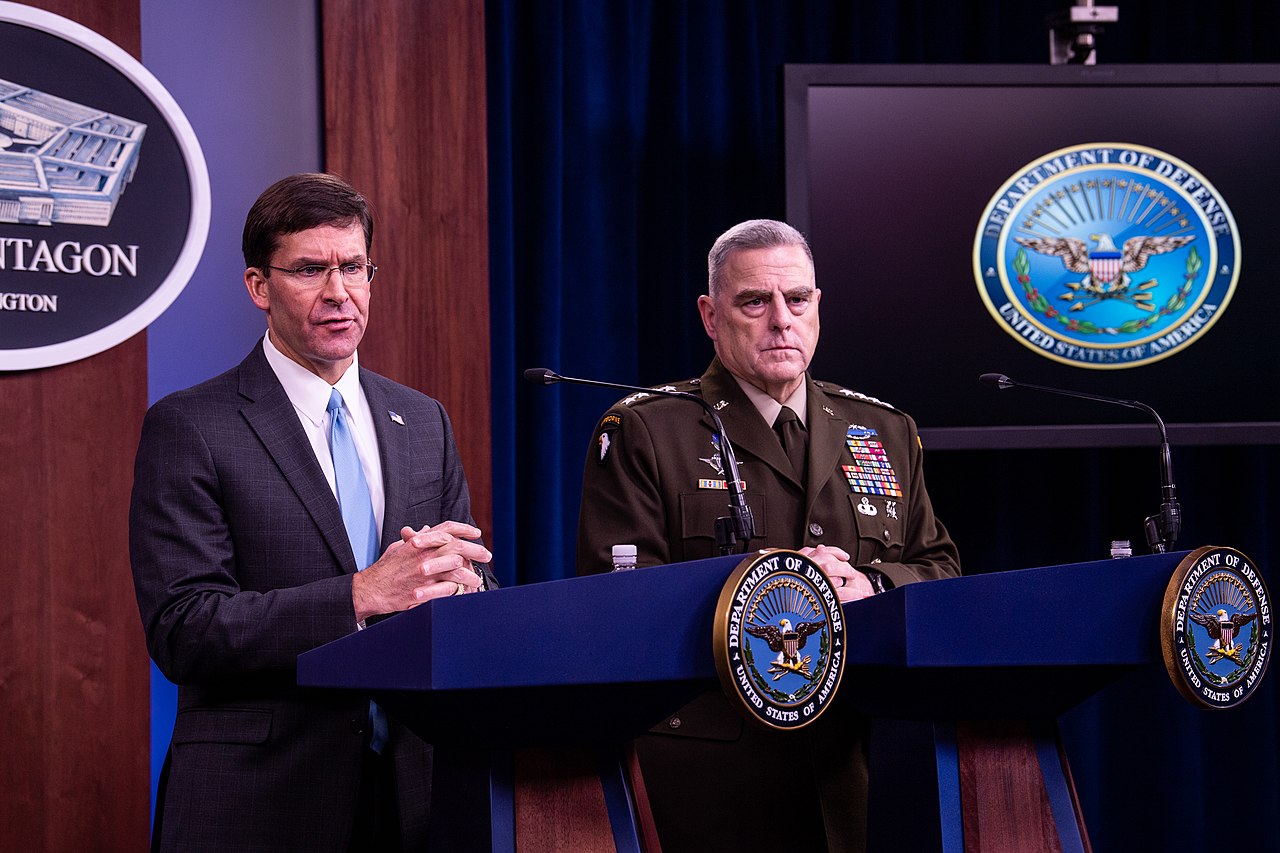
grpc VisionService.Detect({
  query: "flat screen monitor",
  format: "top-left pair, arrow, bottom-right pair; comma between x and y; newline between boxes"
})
785,64 -> 1280,448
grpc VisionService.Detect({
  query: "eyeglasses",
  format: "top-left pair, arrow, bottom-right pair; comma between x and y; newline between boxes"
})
264,260 -> 377,285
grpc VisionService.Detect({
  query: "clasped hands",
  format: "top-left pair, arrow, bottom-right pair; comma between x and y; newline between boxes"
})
798,544 -> 875,603
352,521 -> 491,622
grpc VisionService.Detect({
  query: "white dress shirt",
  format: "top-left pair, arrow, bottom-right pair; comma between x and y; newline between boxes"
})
261,332 -> 386,538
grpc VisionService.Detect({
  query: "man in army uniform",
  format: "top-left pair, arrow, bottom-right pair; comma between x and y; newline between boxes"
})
576,219 -> 960,851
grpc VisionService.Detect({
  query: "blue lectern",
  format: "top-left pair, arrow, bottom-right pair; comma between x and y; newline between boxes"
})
298,550 -> 1189,852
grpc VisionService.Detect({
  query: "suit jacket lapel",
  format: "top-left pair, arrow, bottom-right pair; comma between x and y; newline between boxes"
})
361,371 -> 410,553
237,344 -> 356,575
700,360 -> 799,488
806,378 -> 848,516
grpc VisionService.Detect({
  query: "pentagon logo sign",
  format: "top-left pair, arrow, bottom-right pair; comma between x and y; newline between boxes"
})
0,3 -> 209,370
1162,546 -> 1271,710
714,550 -> 845,730
974,143 -> 1238,369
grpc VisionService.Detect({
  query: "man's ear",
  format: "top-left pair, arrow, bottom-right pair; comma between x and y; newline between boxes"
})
697,294 -> 718,341
245,268 -> 270,311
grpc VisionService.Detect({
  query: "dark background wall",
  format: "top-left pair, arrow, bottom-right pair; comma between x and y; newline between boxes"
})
486,1 -> 1279,849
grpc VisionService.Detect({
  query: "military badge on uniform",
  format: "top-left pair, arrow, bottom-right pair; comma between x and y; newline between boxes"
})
594,414 -> 621,465
713,550 -> 846,730
1161,546 -> 1271,709
843,432 -> 902,498
698,437 -> 746,489
699,437 -> 724,476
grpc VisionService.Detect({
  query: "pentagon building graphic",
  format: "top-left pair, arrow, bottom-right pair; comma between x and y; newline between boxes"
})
0,77 -> 146,227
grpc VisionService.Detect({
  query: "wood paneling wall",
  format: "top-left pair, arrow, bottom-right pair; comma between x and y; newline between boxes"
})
0,2 -> 152,848
320,0 -> 494,543
0,2 -> 492,847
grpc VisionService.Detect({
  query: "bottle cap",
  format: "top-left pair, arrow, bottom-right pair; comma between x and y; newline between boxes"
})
1109,539 -> 1133,558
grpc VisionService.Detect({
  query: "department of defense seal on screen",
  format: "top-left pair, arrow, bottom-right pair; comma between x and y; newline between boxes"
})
1161,546 -> 1271,710
973,143 -> 1239,369
714,550 -> 846,730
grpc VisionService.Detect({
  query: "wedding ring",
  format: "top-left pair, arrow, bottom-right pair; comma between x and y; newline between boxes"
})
452,581 -> 466,596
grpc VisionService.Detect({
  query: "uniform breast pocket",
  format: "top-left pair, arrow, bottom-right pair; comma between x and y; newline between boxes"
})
849,494 -> 904,564
679,492 -> 768,548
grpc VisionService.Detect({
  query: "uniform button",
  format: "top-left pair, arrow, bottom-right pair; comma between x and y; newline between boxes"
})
809,523 -> 824,537
668,716 -> 682,730
350,719 -> 366,735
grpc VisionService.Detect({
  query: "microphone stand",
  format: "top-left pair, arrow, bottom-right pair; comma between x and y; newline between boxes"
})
525,368 -> 756,555
980,373 -> 1181,553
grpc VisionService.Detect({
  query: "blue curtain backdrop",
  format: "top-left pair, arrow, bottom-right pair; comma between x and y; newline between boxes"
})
486,0 -> 1280,848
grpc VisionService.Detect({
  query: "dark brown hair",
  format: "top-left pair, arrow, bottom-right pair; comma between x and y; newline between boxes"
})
241,173 -> 374,270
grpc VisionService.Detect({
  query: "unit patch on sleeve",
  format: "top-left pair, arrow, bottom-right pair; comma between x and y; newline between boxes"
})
595,413 -> 622,465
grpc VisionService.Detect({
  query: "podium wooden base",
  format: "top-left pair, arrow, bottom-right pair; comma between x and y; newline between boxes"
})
870,719 -> 1091,853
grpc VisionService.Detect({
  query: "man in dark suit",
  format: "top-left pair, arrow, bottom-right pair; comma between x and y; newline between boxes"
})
130,173 -> 492,852
577,219 -> 960,851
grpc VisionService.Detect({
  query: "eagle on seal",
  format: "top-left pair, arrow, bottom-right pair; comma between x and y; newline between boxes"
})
1014,232 -> 1194,312
747,618 -> 823,679
1190,608 -> 1257,665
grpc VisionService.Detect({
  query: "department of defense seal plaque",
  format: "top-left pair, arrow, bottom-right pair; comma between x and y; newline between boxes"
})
1162,546 -> 1271,710
713,549 -> 846,730
974,143 -> 1239,369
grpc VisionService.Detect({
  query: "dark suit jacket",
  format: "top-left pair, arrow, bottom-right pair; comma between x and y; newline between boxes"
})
130,342 -> 482,852
577,357 -> 960,852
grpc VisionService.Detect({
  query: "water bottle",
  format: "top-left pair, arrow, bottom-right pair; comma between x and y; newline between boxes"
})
612,544 -> 637,571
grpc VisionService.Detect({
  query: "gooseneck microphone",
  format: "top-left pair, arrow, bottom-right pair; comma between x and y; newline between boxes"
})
524,367 -> 756,554
979,373 -> 1181,553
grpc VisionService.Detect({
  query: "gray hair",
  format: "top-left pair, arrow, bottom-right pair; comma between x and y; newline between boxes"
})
707,219 -> 813,298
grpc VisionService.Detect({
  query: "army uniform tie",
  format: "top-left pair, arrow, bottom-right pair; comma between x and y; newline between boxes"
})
773,405 -> 808,482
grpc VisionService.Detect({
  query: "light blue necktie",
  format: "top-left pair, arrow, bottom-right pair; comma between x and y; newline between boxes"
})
327,388 -> 388,753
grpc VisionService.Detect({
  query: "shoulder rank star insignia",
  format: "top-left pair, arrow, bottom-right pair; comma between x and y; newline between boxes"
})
1190,609 -> 1259,664
839,388 -> 891,407
621,392 -> 650,406
746,618 -> 822,680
